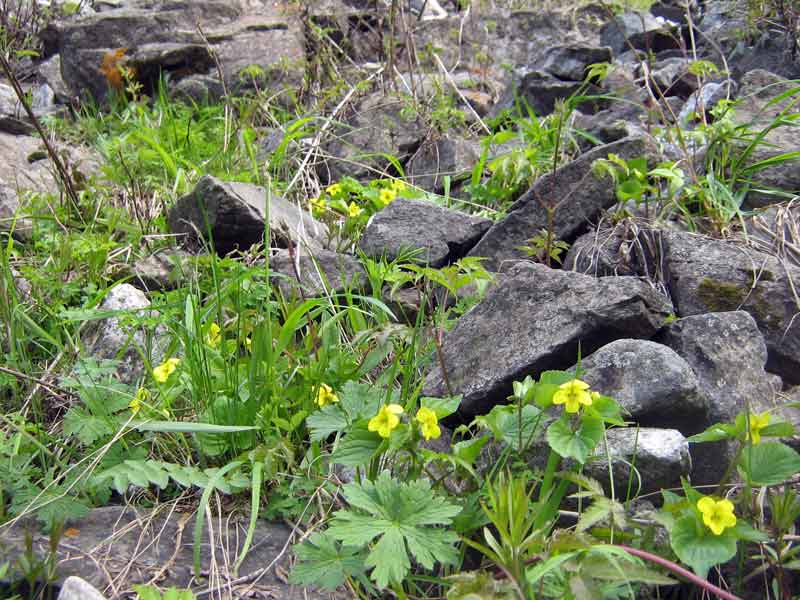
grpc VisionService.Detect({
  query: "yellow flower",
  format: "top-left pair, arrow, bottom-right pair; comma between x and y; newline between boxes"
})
552,379 -> 593,413
129,387 -> 149,415
368,404 -> 404,438
390,179 -> 406,193
206,322 -> 221,348
415,407 -> 441,440
315,383 -> 339,408
153,357 -> 180,383
310,196 -> 326,210
244,336 -> 252,352
697,496 -> 737,535
326,183 -> 342,196
347,201 -> 363,218
747,412 -> 770,445
378,188 -> 396,206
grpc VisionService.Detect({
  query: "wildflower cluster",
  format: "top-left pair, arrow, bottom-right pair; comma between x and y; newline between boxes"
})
366,403 -> 441,441
308,177 -> 408,222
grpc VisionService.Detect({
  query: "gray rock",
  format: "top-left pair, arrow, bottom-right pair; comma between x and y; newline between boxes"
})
406,134 -> 480,193
743,203 -> 800,268
678,79 -> 735,124
131,248 -> 194,292
643,57 -> 695,97
586,427 -> 691,497
170,74 -> 226,104
735,70 -> 800,208
168,175 -> 329,256
0,179 -> 32,240
423,261 -> 673,417
468,136 -> 654,271
492,70 -> 605,118
37,54 -> 72,103
57,577 -> 106,600
81,283 -> 163,385
0,83 -> 45,135
657,311 -> 780,484
542,44 -> 613,82
1,506 -> 327,598
270,248 -> 367,299
662,231 -> 800,383
39,2 -> 304,105
564,223 -> 667,280
358,198 -> 491,267
578,339 -> 706,433
321,91 -> 426,182
600,12 -> 680,55
650,0 -> 700,25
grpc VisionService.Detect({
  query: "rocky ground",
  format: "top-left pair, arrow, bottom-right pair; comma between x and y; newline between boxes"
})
1,0 -> 800,598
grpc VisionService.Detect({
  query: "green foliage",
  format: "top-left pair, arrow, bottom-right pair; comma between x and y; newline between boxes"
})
289,532 -> 368,591
132,585 -> 196,600
324,471 -> 462,589
92,459 -> 250,495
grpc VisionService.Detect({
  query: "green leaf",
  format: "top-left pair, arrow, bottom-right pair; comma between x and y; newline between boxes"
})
670,514 -> 737,578
738,442 -> 800,486
63,407 -> 114,446
474,404 -> 543,451
687,422 -> 739,443
576,496 -> 627,532
331,427 -> 382,467
306,404 -> 348,442
547,415 -> 604,464
420,395 -> 461,419
339,381 -> 383,422
617,178 -> 644,202
289,532 -> 366,591
131,421 -> 257,433
453,435 -> 489,466
327,472 -> 461,589
760,422 -> 796,438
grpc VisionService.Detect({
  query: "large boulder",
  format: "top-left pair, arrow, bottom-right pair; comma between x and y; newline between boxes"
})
39,1 -> 305,104
542,44 -> 613,82
578,339 -> 707,433
656,311 -> 780,485
423,261 -> 673,417
599,12 -> 680,55
168,175 -> 329,255
406,134 -> 480,194
468,136 -> 653,270
320,91 -> 426,183
662,231 -> 800,383
270,248 -> 367,299
358,198 -> 491,267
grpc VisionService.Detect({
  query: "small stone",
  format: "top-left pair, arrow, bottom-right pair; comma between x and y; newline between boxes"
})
57,576 -> 107,600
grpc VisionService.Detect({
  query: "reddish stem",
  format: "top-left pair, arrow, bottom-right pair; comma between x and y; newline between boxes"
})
613,545 -> 743,600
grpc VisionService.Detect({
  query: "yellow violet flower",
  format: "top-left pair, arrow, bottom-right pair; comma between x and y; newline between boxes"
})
153,357 -> 180,383
552,379 -> 593,413
378,188 -> 396,206
391,179 -> 406,193
697,496 -> 737,535
315,383 -> 339,408
206,322 -> 221,348
368,404 -> 404,438
347,201 -> 363,218
747,412 -> 770,445
326,183 -> 342,196
310,196 -> 327,212
415,407 -> 441,440
129,387 -> 149,415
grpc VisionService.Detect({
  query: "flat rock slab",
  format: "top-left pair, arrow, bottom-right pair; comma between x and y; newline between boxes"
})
358,198 -> 491,267
0,505 -> 328,599
169,175 -> 328,255
468,136 -> 651,271
423,261 -> 673,417
270,248 -> 367,299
